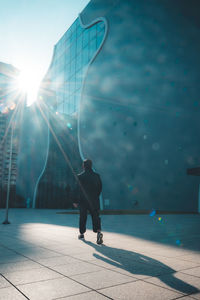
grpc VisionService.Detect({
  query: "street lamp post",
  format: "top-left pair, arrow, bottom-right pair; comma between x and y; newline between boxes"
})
2,119 -> 14,224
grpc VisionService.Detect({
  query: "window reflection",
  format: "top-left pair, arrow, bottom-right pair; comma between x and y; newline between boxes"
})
48,17 -> 105,115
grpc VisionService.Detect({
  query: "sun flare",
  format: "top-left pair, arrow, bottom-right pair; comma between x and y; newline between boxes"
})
17,68 -> 41,105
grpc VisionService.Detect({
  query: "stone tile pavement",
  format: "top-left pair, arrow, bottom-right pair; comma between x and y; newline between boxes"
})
0,209 -> 200,299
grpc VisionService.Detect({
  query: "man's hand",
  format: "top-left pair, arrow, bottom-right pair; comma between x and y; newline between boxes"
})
73,203 -> 78,208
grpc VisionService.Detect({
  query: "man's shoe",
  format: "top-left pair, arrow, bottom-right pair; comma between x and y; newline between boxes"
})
78,234 -> 84,239
97,232 -> 103,244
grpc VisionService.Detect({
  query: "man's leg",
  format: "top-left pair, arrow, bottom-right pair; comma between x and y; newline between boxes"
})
89,209 -> 103,244
90,209 -> 101,233
79,205 -> 87,237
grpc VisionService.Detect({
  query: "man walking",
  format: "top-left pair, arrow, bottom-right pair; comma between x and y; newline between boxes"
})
73,159 -> 103,244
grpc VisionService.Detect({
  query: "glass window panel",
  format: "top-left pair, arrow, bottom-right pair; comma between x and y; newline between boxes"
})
97,21 -> 105,32
64,45 -> 70,56
68,80 -> 71,95
70,75 -> 76,94
89,38 -> 97,61
83,29 -> 89,48
77,24 -> 83,37
76,53 -> 82,72
76,35 -> 82,54
64,29 -> 70,41
82,47 -> 89,66
75,75 -> 81,91
60,83 -> 65,96
64,83 -> 69,98
64,101 -> 69,114
70,41 -> 76,60
70,59 -> 76,76
57,102 -> 64,113
64,63 -> 70,78
76,69 -> 82,86
89,24 -> 96,40
70,29 -> 77,45
74,93 -> 80,111
97,31 -> 104,48
69,96 -> 75,114
57,90 -> 63,103
58,55 -> 65,67
71,20 -> 77,35
82,65 -> 87,77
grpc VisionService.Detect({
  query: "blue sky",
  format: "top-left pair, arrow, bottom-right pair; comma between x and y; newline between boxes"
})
0,0 -> 90,103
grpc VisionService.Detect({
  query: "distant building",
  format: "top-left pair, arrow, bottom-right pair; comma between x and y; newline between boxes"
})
22,0 -> 200,212
0,62 -> 24,208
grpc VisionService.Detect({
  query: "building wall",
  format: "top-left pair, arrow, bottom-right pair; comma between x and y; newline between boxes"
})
77,0 -> 200,211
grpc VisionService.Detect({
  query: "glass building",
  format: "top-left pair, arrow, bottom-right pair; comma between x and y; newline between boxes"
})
16,14 -> 107,208
45,16 -> 106,115
0,62 -> 24,208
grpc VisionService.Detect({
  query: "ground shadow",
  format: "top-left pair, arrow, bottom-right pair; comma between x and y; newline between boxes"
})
83,240 -> 199,295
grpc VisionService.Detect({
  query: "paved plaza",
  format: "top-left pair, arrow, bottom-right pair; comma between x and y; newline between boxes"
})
0,209 -> 200,300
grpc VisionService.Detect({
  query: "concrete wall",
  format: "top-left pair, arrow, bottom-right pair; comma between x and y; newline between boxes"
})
79,0 -> 200,211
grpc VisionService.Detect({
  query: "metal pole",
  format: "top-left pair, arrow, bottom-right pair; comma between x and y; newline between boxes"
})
2,119 -> 14,224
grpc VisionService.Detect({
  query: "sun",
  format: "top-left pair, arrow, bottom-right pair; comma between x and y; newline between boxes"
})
17,68 -> 41,105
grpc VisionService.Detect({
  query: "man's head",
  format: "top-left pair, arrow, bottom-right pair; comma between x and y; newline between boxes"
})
83,159 -> 92,170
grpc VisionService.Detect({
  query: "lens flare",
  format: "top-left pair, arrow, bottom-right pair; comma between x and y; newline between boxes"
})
16,68 -> 41,105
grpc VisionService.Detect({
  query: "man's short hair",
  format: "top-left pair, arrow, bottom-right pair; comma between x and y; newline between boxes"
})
83,159 -> 92,169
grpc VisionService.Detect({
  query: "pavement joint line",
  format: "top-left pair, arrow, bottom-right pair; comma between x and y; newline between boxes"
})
0,243 -> 137,298
31,245 -> 147,281
173,295 -> 191,299
52,290 -> 114,300
179,268 -> 200,279
173,292 -> 199,300
134,278 -> 186,297
142,275 -> 200,298
0,273 -> 30,300
1,269 -> 63,287
2,239 -> 200,287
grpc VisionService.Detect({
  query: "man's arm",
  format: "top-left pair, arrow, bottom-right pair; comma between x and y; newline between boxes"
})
96,174 -> 102,196
72,176 -> 81,207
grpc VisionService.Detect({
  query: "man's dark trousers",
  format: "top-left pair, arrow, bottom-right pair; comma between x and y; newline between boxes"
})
79,205 -> 101,234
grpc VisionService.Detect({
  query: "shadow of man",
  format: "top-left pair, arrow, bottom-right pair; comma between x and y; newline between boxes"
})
83,240 -> 199,296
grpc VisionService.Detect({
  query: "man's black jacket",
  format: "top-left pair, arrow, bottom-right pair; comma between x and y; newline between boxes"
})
75,168 -> 102,210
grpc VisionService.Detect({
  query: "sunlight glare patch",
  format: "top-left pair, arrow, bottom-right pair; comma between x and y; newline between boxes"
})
17,68 -> 41,105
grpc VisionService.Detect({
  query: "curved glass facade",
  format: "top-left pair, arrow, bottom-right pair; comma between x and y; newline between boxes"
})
47,17 -> 105,115
33,16 -> 106,208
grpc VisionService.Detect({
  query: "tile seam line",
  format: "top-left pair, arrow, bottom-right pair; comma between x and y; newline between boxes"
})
2,242 -> 200,283
0,273 -> 30,300
52,290 -> 113,300
173,294 -> 198,300
38,244 -> 200,279
141,278 -> 198,297
95,278 -> 184,296
0,245 -> 128,298
179,269 -> 200,279
3,275 -> 64,287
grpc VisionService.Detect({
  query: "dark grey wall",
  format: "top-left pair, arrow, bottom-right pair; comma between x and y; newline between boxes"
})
79,0 -> 200,211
